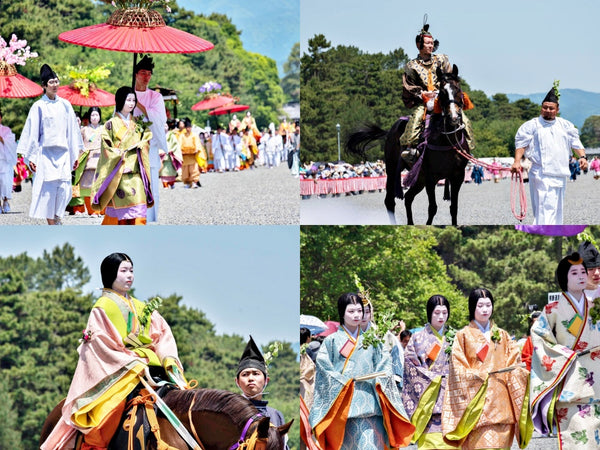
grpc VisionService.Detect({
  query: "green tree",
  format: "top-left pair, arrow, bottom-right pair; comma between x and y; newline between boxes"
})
300,226 -> 468,330
281,42 -> 300,103
580,115 -> 600,148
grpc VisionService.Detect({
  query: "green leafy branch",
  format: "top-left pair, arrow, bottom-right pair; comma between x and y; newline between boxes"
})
264,341 -> 283,367
361,314 -> 398,350
139,296 -> 162,328
63,63 -> 114,97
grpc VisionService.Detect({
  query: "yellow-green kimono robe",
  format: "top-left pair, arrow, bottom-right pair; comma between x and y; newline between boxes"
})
91,115 -> 152,219
442,322 -> 531,450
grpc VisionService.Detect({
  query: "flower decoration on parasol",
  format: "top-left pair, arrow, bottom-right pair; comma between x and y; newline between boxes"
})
58,1 -> 214,86
58,63 -> 116,107
208,103 -> 250,116
0,34 -> 42,98
191,81 -> 237,111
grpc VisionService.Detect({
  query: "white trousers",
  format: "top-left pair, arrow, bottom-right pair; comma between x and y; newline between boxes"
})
0,170 -> 12,199
529,170 -> 565,225
146,166 -> 160,223
225,151 -> 237,170
30,178 -> 71,219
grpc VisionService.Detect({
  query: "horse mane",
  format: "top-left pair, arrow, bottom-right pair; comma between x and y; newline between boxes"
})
166,388 -> 258,427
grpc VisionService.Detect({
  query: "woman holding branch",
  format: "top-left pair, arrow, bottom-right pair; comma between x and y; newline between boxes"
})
442,288 -> 530,450
309,292 -> 414,449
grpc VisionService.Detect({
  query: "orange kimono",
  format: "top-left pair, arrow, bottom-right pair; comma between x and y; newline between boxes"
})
442,322 -> 531,449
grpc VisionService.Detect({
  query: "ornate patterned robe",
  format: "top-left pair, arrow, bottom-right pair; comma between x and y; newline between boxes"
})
403,324 -> 456,449
402,54 -> 451,109
442,322 -> 530,450
530,292 -> 600,449
309,328 -> 414,450
41,290 -> 183,449
90,115 -> 153,219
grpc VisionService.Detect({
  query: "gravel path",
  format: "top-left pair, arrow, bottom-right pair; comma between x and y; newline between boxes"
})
301,173 -> 600,225
0,164 -> 299,225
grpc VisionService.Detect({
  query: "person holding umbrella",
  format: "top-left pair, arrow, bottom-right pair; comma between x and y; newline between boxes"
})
17,63 -> 83,225
133,55 -> 167,222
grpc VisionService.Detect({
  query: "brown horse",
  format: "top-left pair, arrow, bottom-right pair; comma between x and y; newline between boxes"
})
39,388 -> 292,450
347,64 -> 470,225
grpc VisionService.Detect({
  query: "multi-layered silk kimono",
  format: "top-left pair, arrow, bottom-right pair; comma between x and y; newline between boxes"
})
309,327 -> 415,450
442,322 -> 531,450
403,324 -> 456,449
530,293 -> 600,449
91,115 -> 153,220
41,289 -> 183,449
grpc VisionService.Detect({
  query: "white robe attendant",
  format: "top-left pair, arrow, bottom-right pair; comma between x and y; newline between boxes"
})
134,88 -> 167,223
515,116 -> 584,225
211,132 -> 229,172
0,124 -> 17,201
16,95 -> 83,219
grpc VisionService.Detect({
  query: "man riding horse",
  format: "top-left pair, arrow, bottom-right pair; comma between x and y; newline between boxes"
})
400,17 -> 474,163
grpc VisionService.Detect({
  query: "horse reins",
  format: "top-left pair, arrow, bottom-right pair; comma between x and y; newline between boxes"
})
444,123 -> 527,221
228,413 -> 265,450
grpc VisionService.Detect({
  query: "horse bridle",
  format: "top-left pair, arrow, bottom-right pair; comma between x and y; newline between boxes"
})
228,413 -> 266,450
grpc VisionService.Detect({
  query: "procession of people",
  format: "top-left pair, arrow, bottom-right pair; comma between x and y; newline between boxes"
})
0,59 -> 299,225
301,239 -> 600,450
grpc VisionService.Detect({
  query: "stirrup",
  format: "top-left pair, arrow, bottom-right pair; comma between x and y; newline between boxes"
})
401,148 -> 420,165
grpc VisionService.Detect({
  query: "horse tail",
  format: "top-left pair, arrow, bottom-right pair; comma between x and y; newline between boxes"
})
346,123 -> 388,159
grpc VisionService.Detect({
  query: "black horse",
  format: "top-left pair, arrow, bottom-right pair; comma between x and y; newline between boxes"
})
347,64 -> 471,225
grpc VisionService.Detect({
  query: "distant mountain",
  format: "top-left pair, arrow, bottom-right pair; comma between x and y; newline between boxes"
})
506,89 -> 600,128
177,0 -> 299,74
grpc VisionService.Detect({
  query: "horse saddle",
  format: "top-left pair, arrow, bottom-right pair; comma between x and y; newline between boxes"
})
108,384 -> 179,450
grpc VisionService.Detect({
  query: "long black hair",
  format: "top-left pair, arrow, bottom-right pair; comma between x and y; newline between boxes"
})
114,86 -> 137,114
101,253 -> 132,288
426,294 -> 450,323
468,288 -> 494,321
337,293 -> 363,325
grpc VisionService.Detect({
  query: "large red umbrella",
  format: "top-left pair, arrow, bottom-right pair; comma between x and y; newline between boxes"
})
0,62 -> 43,98
58,85 -> 115,107
208,103 -> 250,116
191,94 -> 234,111
58,8 -> 214,85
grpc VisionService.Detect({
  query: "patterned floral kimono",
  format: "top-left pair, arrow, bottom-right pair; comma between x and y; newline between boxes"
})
442,322 -> 531,450
309,327 -> 415,450
91,114 -> 153,220
530,292 -> 600,449
403,324 -> 457,449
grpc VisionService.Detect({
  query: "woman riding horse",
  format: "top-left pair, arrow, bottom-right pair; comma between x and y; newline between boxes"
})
40,253 -> 189,450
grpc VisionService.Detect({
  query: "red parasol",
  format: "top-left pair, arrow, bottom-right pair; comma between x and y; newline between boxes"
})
58,8 -> 214,85
58,85 -> 115,107
208,103 -> 250,116
0,63 -> 43,98
316,321 -> 340,337
191,94 -> 234,111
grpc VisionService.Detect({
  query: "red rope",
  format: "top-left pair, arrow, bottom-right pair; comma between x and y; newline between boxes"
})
510,170 -> 527,221
452,143 -> 527,221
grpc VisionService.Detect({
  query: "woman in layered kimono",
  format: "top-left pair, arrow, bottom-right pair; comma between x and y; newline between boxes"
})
309,292 -> 415,450
91,86 -> 153,225
442,288 -> 530,450
41,252 -> 187,450
403,295 -> 457,449
76,106 -> 103,215
530,252 -> 600,450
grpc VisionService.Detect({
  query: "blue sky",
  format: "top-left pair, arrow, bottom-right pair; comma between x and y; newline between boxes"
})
0,226 -> 299,347
301,0 -> 600,95
177,0 -> 299,74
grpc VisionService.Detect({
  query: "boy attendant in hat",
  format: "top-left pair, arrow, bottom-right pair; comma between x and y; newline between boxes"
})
133,55 -> 167,222
512,83 -> 587,225
236,336 -> 290,449
579,240 -> 600,300
17,64 -> 83,224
